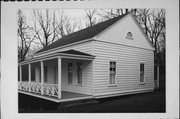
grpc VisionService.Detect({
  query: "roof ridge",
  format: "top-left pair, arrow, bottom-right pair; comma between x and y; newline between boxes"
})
36,12 -> 129,54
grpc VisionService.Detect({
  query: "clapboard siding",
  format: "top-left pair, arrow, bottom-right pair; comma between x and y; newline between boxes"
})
93,40 -> 154,96
36,40 -> 93,57
60,41 -> 93,95
59,41 -> 93,54
62,59 -> 93,95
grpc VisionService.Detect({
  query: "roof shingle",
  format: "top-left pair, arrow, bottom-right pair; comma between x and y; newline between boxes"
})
36,13 -> 129,54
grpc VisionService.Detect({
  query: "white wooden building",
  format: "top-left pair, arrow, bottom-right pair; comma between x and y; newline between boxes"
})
18,13 -> 155,102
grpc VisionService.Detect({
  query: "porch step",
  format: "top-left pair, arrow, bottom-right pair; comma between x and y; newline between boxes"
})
58,98 -> 98,108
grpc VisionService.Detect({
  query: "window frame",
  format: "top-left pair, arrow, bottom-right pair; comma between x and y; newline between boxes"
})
109,61 -> 117,86
139,63 -> 145,84
77,62 -> 83,85
68,63 -> 73,85
126,31 -> 134,40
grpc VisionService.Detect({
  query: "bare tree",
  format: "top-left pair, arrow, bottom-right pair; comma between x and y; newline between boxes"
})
18,10 -> 35,61
32,9 -> 59,48
133,9 -> 165,67
134,9 -> 165,53
98,9 -> 128,20
85,9 -> 97,27
55,11 -> 78,37
63,16 -> 78,35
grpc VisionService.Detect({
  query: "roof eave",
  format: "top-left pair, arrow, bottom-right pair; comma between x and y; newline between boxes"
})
34,38 -> 94,57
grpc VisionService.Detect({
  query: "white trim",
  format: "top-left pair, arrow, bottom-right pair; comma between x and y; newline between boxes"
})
18,91 -> 93,103
129,13 -> 155,50
58,57 -> 62,99
61,56 -> 94,61
19,55 -> 58,66
59,53 -> 95,59
59,96 -> 93,102
19,91 -> 60,103
40,61 -> 44,95
93,14 -> 130,39
35,13 -> 154,58
92,41 -> 95,95
139,62 -> 146,84
93,38 -> 154,51
94,88 -> 154,99
18,52 -> 95,66
108,61 -> 117,86
93,13 -> 154,51
28,63 -> 31,92
125,31 -> 134,40
76,61 -> 83,85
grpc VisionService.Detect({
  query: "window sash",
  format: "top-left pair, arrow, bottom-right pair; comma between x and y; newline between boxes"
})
77,62 -> 82,84
68,63 -> 73,84
109,62 -> 116,84
140,63 -> 145,83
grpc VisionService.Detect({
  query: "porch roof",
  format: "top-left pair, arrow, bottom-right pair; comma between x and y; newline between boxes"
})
19,50 -> 95,65
58,50 -> 94,57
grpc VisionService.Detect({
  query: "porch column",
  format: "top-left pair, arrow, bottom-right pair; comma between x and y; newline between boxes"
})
19,65 -> 22,90
58,57 -> 62,99
40,61 -> 44,95
28,63 -> 31,92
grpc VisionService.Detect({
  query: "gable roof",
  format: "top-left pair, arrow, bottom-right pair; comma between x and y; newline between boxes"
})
58,49 -> 94,57
36,13 -> 129,54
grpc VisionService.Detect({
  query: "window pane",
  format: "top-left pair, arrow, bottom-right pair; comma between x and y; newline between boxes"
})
77,62 -> 82,84
68,63 -> 73,84
109,61 -> 116,84
127,32 -> 133,38
140,63 -> 144,82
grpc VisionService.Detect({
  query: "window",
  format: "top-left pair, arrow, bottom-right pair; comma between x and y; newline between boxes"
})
68,63 -> 73,84
77,62 -> 82,85
109,62 -> 116,84
126,32 -> 133,39
140,63 -> 145,83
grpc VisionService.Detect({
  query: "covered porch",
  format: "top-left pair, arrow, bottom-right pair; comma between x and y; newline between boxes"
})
18,50 -> 95,102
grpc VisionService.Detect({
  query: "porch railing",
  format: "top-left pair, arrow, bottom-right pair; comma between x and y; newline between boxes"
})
18,81 -> 58,98
43,83 -> 58,98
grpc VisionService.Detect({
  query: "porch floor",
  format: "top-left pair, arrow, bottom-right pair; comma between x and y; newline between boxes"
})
62,91 -> 91,99
19,90 -> 92,102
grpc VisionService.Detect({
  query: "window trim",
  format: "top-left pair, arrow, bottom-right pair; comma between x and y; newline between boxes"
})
68,63 -> 73,85
126,31 -> 134,40
108,61 -> 117,86
139,62 -> 145,84
77,62 -> 83,85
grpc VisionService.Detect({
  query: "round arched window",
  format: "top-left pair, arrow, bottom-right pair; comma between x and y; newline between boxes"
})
126,32 -> 133,39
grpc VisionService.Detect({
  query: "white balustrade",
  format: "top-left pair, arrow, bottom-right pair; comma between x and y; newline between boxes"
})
21,81 -> 30,92
18,81 -> 58,98
30,82 -> 41,94
43,83 -> 58,98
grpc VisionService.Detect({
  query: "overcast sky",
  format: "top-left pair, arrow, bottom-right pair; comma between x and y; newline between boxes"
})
22,9 -> 103,31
